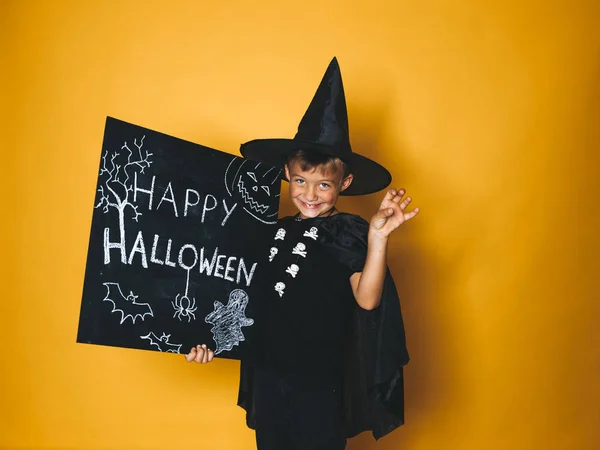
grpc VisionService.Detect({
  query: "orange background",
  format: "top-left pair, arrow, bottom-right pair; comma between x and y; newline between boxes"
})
2,1 -> 599,449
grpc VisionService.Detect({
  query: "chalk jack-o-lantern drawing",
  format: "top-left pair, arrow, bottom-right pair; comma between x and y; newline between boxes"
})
224,158 -> 281,224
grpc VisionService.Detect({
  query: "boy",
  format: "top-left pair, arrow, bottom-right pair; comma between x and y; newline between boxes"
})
186,58 -> 418,449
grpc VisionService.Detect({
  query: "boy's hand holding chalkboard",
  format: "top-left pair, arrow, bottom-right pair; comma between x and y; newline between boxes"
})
185,344 -> 215,364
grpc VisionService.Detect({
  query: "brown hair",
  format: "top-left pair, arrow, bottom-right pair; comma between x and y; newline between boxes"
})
286,149 -> 352,179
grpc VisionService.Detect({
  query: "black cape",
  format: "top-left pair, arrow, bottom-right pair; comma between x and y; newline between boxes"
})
237,213 -> 409,440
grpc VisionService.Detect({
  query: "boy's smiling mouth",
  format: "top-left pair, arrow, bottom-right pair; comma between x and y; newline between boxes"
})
299,200 -> 323,210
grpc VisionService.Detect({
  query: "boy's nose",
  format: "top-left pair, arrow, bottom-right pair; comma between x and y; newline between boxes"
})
305,187 -> 318,201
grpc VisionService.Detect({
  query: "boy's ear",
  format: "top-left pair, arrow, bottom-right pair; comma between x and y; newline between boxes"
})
340,174 -> 354,192
284,164 -> 290,181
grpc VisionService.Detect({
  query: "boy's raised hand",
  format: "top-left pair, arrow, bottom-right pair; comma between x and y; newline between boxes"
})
185,344 -> 215,364
370,188 -> 419,238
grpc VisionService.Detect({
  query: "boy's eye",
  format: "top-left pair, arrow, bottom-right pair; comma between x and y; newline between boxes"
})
295,178 -> 305,185
319,183 -> 331,189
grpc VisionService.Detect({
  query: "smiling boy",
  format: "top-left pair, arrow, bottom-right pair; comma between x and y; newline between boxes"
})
187,57 -> 418,449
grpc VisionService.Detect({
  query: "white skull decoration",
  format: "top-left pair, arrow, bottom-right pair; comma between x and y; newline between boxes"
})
268,247 -> 278,262
274,282 -> 286,297
303,227 -> 319,240
292,242 -> 307,257
275,228 -> 286,240
286,264 -> 299,278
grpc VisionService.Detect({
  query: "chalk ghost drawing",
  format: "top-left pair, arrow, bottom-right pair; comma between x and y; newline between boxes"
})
224,158 -> 281,224
102,282 -> 154,324
205,289 -> 254,354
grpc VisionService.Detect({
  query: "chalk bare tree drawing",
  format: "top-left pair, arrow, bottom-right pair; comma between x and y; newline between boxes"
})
95,136 -> 153,264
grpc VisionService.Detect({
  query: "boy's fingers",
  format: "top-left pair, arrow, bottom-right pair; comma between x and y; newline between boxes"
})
380,189 -> 406,210
372,207 -> 394,229
400,197 -> 412,210
373,208 -> 391,221
185,345 -> 216,364
384,206 -> 396,216
185,348 -> 196,362
195,345 -> 205,363
382,188 -> 397,203
379,189 -> 397,209
392,189 -> 405,203
404,208 -> 420,220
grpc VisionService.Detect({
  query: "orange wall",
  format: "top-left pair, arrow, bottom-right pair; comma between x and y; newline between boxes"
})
2,1 -> 599,449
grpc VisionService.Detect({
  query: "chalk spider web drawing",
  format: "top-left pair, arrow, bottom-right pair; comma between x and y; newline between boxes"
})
224,158 -> 281,224
102,282 -> 154,324
205,289 -> 254,354
172,269 -> 197,322
95,135 -> 153,264
140,332 -> 182,353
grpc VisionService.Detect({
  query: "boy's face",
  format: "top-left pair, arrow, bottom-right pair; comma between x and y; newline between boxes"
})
284,159 -> 353,219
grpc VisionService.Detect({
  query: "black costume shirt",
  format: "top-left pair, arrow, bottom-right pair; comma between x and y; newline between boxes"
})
256,214 -> 355,388
238,213 -> 410,440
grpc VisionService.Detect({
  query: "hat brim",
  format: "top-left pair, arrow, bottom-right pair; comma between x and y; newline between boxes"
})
240,138 -> 391,196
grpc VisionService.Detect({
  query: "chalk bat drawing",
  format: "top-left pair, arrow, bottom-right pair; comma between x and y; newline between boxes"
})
172,269 -> 197,322
102,282 -> 154,324
205,289 -> 254,354
140,332 -> 182,353
95,135 -> 153,264
224,158 -> 281,224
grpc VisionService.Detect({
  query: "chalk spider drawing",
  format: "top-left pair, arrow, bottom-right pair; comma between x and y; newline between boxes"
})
172,294 -> 197,322
205,289 -> 254,354
172,268 -> 197,322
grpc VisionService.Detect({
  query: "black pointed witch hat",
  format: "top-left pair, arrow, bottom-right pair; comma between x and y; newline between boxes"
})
240,57 -> 392,196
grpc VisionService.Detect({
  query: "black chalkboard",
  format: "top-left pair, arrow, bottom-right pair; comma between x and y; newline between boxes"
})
77,117 -> 281,359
